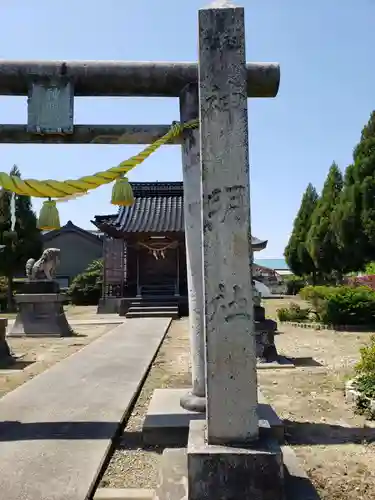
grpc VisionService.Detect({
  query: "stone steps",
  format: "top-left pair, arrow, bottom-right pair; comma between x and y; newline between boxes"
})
126,308 -> 179,319
126,299 -> 179,319
129,305 -> 177,311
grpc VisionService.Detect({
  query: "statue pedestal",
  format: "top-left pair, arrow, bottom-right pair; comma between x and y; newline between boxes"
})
0,318 -> 14,365
9,292 -> 73,338
21,279 -> 60,294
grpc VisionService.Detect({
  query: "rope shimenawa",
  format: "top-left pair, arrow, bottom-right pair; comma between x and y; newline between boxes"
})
0,119 -> 198,199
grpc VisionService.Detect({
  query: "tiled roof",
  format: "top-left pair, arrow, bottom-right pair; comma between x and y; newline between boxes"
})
42,220 -> 103,243
131,182 -> 183,198
93,214 -> 117,225
92,182 -> 184,234
93,182 -> 267,248
251,237 -> 268,251
115,193 -> 184,233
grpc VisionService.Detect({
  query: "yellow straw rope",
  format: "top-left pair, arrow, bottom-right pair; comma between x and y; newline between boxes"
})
0,119 -> 198,199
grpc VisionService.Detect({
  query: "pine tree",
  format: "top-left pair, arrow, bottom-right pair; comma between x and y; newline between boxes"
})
307,162 -> 343,278
334,111 -> 375,271
0,165 -> 42,309
12,165 -> 42,264
284,183 -> 319,280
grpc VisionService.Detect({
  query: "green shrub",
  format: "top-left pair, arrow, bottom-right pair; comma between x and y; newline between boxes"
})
299,285 -> 334,314
353,336 -> 375,417
321,286 -> 375,326
299,285 -> 336,320
68,259 -> 103,306
277,302 -> 310,322
284,276 -> 306,295
354,373 -> 375,400
299,285 -> 336,303
365,261 -> 375,275
355,336 -> 375,375
300,285 -> 375,326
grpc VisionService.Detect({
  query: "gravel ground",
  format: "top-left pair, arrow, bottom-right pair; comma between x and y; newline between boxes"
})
100,300 -> 375,499
100,319 -> 191,489
0,320 -> 116,398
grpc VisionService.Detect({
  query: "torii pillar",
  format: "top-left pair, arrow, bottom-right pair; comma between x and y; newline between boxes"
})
187,3 -> 284,499
179,10 -> 280,414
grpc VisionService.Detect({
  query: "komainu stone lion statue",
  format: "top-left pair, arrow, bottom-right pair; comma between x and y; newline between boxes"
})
25,248 -> 61,281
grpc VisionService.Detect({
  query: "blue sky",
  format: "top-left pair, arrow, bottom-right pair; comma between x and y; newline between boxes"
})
0,0 -> 374,257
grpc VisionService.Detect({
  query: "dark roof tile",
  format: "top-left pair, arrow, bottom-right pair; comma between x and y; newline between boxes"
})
93,182 -> 267,249
115,195 -> 184,233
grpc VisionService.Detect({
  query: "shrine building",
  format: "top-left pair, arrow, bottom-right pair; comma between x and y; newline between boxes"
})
92,181 -> 268,317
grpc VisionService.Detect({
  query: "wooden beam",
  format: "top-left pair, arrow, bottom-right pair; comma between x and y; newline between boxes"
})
0,60 -> 280,98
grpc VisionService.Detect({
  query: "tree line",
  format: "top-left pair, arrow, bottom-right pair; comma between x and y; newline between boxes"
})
0,165 -> 42,308
285,111 -> 375,282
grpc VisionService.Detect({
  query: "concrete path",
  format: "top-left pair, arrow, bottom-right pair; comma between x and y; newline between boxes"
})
0,317 -> 171,500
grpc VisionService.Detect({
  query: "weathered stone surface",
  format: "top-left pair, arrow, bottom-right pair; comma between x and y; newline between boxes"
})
25,248 -> 60,281
156,445 -> 319,500
20,279 -> 60,294
0,123 -> 184,145
0,61 -> 280,98
143,388 -> 284,447
98,297 -> 121,314
179,82 -> 206,414
9,293 -> 73,337
187,420 -> 284,500
199,3 -> 258,444
144,388 -> 205,447
27,81 -> 74,135
0,318 -> 171,500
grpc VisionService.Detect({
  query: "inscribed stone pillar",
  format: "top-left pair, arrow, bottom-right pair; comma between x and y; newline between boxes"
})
199,3 -> 258,444
179,83 -> 206,413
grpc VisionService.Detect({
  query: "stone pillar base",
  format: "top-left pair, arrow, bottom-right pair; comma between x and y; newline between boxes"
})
180,390 -> 206,413
9,294 -> 73,337
143,388 -> 284,448
187,420 -> 284,500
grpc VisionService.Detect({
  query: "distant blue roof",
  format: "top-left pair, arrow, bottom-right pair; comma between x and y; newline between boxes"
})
254,258 -> 289,271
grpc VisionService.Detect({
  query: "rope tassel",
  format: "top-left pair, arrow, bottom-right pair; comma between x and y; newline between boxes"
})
0,119 -> 199,218
38,199 -> 61,230
0,120 -> 198,199
111,176 -> 134,206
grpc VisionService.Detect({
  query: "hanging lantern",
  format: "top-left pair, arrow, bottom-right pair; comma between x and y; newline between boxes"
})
111,176 -> 134,207
37,199 -> 61,230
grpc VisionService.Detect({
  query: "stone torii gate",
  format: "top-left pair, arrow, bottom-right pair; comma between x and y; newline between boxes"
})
0,2 -> 282,497
0,27 -> 279,417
